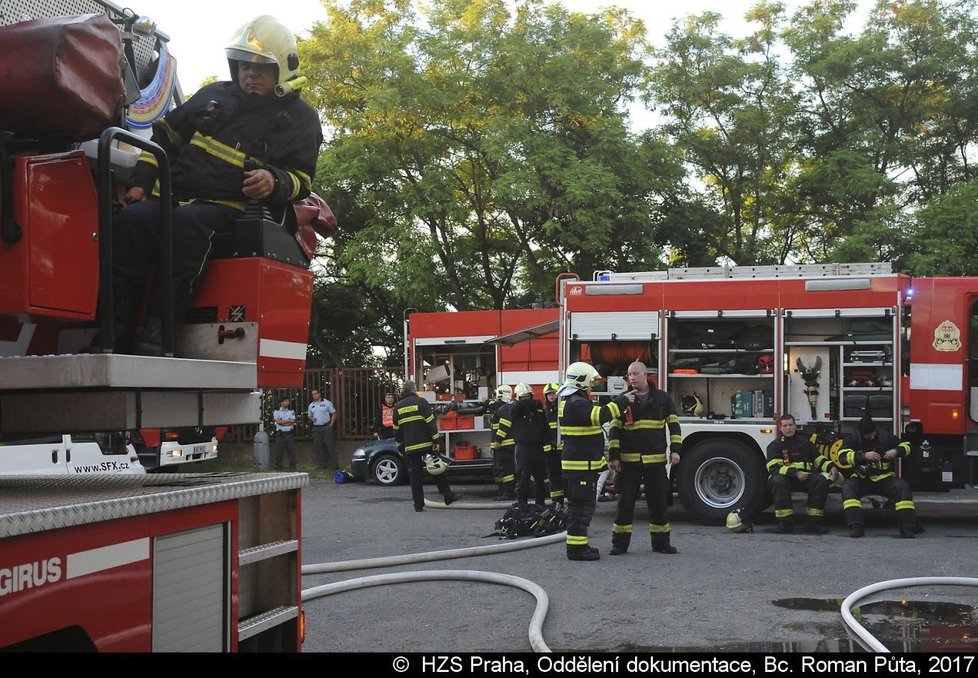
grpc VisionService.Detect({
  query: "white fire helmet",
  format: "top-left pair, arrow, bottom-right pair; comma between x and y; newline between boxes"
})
725,508 -> 753,533
557,362 -> 600,397
225,15 -> 301,92
495,384 -> 513,401
514,383 -> 533,399
424,454 -> 448,476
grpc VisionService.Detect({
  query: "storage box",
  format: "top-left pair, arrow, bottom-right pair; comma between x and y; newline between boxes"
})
731,391 -> 754,419
843,394 -> 893,418
438,414 -> 475,431
455,444 -> 478,460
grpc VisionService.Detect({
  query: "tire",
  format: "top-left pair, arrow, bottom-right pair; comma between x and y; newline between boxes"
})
677,438 -> 766,525
372,453 -> 406,486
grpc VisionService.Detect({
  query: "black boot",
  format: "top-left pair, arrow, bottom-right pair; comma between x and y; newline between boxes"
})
494,483 -> 509,501
567,546 -> 600,561
609,538 -> 629,556
807,516 -> 829,535
84,276 -> 142,354
652,534 -> 678,554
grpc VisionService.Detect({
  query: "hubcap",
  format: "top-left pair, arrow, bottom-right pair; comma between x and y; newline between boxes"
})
693,456 -> 745,510
375,458 -> 399,484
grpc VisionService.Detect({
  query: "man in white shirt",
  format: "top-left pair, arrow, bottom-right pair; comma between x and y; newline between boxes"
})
273,395 -> 297,470
307,388 -> 337,470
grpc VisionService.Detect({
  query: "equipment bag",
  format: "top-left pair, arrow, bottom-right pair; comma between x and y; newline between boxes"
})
488,503 -> 567,540
0,14 -> 125,138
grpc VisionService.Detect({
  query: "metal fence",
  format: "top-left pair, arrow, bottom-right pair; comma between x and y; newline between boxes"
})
225,367 -> 404,443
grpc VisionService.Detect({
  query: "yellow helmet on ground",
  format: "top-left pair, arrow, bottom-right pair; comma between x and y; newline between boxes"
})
226,15 -> 301,93
725,508 -> 753,533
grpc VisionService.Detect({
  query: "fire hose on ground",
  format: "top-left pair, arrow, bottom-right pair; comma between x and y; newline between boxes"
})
301,499 -> 563,653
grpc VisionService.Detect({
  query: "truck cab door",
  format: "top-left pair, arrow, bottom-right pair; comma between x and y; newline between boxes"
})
0,434 -> 70,474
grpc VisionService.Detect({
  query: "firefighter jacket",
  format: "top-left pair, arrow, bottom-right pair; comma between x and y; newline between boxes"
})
608,388 -> 682,465
544,398 -> 561,453
492,401 -> 516,450
502,397 -> 549,447
765,433 -> 836,480
557,391 -> 627,472
129,81 -> 322,210
392,394 -> 439,455
837,431 -> 911,481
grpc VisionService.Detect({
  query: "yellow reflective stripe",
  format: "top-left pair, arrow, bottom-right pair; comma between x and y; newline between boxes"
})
156,118 -> 182,146
138,150 -> 158,167
398,405 -> 419,414
397,415 -> 424,425
869,472 -> 894,481
620,453 -> 642,463
642,453 -> 667,464
766,459 -> 782,471
899,441 -> 911,456
561,426 -> 602,435
608,440 -> 620,450
670,434 -> 682,444
805,507 -> 824,517
895,500 -> 915,511
649,523 -> 670,534
404,441 -> 431,452
204,198 -> 248,211
667,414 -> 679,424
498,418 -> 512,427
566,535 -> 589,546
561,458 -> 607,471
778,465 -> 791,476
497,439 -> 515,447
843,499 -> 862,510
775,508 -> 793,518
612,523 -> 633,534
550,489 -> 564,498
189,132 -> 247,168
501,474 -> 515,483
623,420 -> 665,430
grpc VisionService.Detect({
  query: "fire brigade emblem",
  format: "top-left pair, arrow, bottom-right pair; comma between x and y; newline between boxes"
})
229,305 -> 246,322
932,320 -> 961,352
569,285 -> 583,296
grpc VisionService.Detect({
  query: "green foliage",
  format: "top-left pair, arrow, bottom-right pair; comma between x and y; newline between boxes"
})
292,0 -> 978,366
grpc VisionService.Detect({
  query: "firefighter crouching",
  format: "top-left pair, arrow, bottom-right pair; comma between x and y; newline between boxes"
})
837,415 -> 916,538
608,360 -> 682,555
542,382 -> 564,505
765,413 -> 838,534
557,362 -> 632,561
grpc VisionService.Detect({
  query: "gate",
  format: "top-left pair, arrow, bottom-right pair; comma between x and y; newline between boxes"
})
225,366 -> 403,442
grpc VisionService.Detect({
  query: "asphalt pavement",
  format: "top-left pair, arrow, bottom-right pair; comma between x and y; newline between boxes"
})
298,478 -> 978,655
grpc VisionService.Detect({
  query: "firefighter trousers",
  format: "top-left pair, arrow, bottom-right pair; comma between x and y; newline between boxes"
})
842,475 -> 915,529
545,448 -> 564,502
493,445 -> 516,496
515,443 -> 548,504
612,462 -> 671,550
405,452 -> 452,510
114,200 -> 238,319
563,469 -> 598,552
769,472 -> 830,523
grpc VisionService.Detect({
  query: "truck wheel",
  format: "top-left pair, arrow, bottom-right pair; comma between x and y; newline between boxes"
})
372,454 -> 406,486
677,439 -> 766,525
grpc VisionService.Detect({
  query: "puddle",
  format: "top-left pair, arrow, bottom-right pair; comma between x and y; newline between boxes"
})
614,598 -> 978,653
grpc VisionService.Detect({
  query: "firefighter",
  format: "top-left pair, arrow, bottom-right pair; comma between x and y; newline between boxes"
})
608,361 -> 682,555
557,361 -> 631,561
489,385 -> 517,500
505,383 -> 549,505
838,415 -> 916,538
109,15 -> 322,355
373,391 -> 396,439
765,414 -> 838,534
542,382 -> 564,505
392,381 -> 461,512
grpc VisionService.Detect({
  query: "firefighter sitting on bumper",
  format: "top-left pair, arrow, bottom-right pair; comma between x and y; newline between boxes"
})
765,414 -> 838,534
837,415 -> 916,539
608,360 -> 682,556
557,362 -> 632,561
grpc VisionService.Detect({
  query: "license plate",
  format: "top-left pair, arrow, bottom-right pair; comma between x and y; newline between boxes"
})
193,444 -> 207,456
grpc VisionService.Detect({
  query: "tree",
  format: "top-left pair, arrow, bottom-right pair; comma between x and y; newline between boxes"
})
299,0 -> 682,365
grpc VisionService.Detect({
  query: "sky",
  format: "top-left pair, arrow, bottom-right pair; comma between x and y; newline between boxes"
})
137,0 -> 873,96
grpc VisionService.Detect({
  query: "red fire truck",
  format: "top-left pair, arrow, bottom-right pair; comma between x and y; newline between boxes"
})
404,307 -> 559,463
556,263 -> 978,524
0,0 -> 326,650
